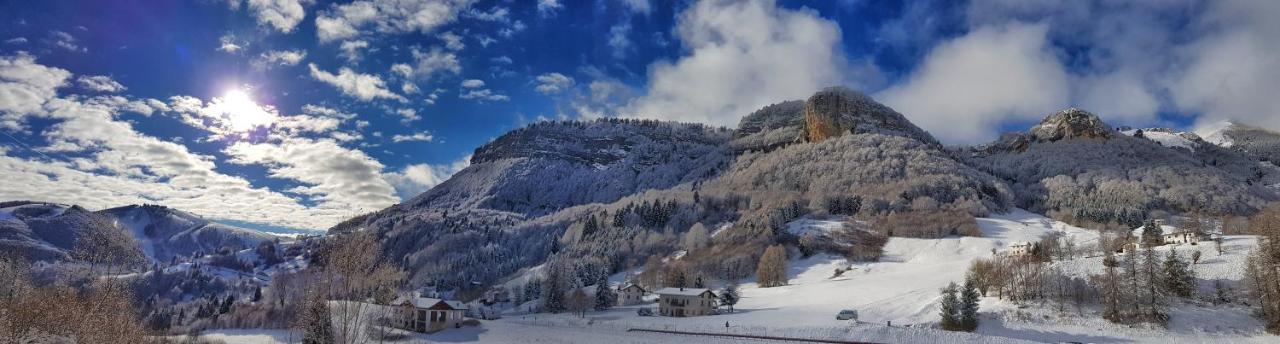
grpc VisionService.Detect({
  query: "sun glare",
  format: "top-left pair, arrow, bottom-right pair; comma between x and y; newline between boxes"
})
215,88 -> 275,132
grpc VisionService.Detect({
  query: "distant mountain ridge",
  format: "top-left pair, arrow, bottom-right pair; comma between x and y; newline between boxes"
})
0,201 -> 274,263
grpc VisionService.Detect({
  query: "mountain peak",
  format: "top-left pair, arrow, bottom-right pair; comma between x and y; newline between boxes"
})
801,86 -> 938,145
1029,108 -> 1113,142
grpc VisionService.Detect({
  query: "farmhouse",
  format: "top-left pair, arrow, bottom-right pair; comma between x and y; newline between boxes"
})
392,296 -> 469,333
1162,229 -> 1202,245
1006,242 -> 1034,257
618,283 -> 646,305
656,287 -> 717,317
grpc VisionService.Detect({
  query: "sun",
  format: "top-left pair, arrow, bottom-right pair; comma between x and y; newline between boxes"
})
215,89 -> 274,132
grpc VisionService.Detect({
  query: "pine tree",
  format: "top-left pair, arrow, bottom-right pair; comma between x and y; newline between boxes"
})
960,277 -> 981,332
1140,220 -> 1164,248
252,286 -> 262,302
719,284 -> 739,313
939,282 -> 960,331
1140,247 -> 1168,323
1162,249 -> 1196,298
594,274 -> 616,311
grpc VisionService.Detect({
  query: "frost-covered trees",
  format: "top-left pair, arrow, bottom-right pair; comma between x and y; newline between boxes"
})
1140,220 -> 1164,248
719,284 -> 739,313
756,245 -> 788,288
1163,249 -> 1196,298
1245,204 -> 1280,333
959,277 -> 980,331
594,274 -> 616,311
939,283 -> 960,331
682,223 -> 711,252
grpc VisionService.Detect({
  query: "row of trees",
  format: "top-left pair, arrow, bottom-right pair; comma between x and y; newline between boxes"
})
939,278 -> 980,332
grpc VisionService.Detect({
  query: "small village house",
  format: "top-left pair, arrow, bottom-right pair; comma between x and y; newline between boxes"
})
1162,229 -> 1202,245
392,295 -> 469,333
656,287 -> 717,317
1006,242 -> 1034,257
618,283 -> 646,305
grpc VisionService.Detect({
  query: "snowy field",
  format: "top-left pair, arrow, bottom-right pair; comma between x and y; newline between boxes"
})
196,210 -> 1280,343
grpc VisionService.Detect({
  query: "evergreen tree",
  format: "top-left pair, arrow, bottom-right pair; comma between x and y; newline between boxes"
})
1140,220 -> 1164,248
219,295 -> 234,314
300,292 -> 333,344
719,284 -> 739,313
960,277 -> 981,332
594,274 -> 616,311
1162,249 -> 1196,298
1140,247 -> 1168,323
252,286 -> 262,302
939,282 -> 960,331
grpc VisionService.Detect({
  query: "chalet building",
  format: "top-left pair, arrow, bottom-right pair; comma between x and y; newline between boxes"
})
1162,230 -> 1202,245
655,287 -> 717,317
1006,242 -> 1034,257
392,296 -> 469,333
618,283 -> 646,305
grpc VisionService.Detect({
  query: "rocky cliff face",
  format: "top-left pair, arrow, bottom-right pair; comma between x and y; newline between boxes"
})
1030,108 -> 1113,142
800,86 -> 939,146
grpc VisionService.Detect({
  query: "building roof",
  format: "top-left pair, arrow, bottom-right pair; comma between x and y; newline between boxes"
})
394,297 -> 469,310
620,283 -> 645,292
654,287 -> 715,297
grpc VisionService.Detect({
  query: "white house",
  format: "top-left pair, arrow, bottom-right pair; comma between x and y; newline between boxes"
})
1162,229 -> 1202,245
1006,242 -> 1034,257
618,283 -> 646,305
391,295 -> 468,333
656,287 -> 717,317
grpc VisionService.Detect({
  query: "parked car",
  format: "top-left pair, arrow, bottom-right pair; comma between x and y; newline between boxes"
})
836,309 -> 858,321
637,308 -> 654,316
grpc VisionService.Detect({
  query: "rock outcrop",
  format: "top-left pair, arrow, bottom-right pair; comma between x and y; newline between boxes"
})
1030,108 -> 1113,142
800,86 -> 938,146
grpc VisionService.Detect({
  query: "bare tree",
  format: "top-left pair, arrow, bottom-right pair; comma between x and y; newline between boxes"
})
756,245 -> 788,287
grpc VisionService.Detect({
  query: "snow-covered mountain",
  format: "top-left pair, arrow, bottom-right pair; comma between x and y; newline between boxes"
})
98,204 -> 276,262
0,201 -> 145,263
1196,120 -> 1280,164
0,201 -> 274,263
965,109 -> 1280,228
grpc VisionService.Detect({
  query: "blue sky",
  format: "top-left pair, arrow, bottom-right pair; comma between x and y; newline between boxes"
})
0,0 -> 1277,232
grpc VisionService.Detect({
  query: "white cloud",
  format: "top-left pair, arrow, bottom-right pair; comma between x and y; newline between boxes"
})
237,0 -> 306,33
877,23 -> 1069,144
0,53 -> 71,124
623,0 -> 852,127
315,0 -> 477,43
225,137 -> 401,215
75,75 -> 126,93
607,23 -> 632,59
339,40 -> 370,63
459,88 -> 508,102
438,31 -> 465,51
49,31 -> 85,53
301,104 -> 356,120
385,155 -> 469,200
402,82 -> 420,94
5,37 -> 27,44
475,34 -> 496,48
391,132 -> 433,142
1171,1 -> 1280,131
465,6 -> 509,22
402,47 -> 461,80
537,0 -> 563,17
621,0 -> 651,14
252,49 -> 307,69
390,63 -> 413,78
395,108 -> 420,122
534,72 -> 573,94
460,79 -> 485,88
217,34 -> 245,53
308,63 -> 406,102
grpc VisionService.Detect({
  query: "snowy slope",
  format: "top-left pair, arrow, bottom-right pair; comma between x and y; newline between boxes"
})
1122,129 -> 1199,151
1196,120 -> 1238,147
